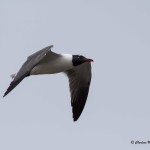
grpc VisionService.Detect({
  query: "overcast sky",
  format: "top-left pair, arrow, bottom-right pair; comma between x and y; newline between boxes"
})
1,0 -> 150,150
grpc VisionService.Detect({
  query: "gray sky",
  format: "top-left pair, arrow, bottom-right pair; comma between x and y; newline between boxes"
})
1,0 -> 150,150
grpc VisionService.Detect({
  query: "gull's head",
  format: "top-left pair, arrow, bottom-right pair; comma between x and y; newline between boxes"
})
72,55 -> 93,66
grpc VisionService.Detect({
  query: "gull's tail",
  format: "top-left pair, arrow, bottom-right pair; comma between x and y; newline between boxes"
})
10,73 -> 16,79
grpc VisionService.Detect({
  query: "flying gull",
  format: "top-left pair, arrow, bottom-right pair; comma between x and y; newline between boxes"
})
3,45 -> 93,121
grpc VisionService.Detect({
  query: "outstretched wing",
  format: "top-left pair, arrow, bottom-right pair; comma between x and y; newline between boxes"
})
65,62 -> 92,121
3,45 -> 55,97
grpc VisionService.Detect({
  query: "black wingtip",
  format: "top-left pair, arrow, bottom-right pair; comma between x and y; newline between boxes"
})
73,116 -> 79,122
3,72 -> 29,98
73,118 -> 77,122
3,83 -> 14,98
49,45 -> 54,49
3,90 -> 9,97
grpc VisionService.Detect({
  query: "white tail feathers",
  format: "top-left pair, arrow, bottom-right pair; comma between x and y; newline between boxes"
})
10,73 -> 16,79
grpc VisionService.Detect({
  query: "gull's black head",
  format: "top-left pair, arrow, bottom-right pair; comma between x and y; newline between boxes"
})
72,55 -> 93,66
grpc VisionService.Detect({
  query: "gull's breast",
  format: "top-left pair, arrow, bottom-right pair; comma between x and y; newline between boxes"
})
30,54 -> 73,75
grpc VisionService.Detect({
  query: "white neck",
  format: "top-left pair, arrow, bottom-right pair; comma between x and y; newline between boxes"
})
61,54 -> 73,67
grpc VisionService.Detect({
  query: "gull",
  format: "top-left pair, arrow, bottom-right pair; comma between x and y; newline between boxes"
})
3,45 -> 93,121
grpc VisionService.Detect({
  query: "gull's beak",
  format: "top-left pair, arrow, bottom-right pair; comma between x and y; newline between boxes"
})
85,58 -> 94,62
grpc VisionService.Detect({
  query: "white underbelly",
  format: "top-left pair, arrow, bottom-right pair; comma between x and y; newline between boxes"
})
30,61 -> 73,75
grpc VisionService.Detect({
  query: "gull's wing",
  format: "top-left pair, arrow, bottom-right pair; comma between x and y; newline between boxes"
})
3,45 -> 57,97
65,62 -> 92,121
